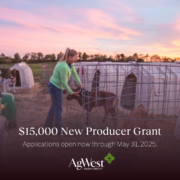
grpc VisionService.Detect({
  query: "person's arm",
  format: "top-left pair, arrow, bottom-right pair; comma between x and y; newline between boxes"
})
71,63 -> 81,85
59,66 -> 74,95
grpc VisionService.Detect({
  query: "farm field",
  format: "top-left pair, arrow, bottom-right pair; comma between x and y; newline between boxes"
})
1,62 -> 57,80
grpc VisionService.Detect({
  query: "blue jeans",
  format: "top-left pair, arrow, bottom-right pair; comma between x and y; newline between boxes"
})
44,82 -> 63,133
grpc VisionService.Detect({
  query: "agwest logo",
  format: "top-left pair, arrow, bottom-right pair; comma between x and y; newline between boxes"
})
69,153 -> 115,170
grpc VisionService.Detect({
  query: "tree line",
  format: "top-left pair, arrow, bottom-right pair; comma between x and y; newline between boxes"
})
0,52 -> 178,64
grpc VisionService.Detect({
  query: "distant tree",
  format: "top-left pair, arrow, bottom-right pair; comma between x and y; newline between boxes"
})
0,56 -> 5,64
87,54 -> 90,60
125,56 -> 134,62
120,58 -> 125,62
1,53 -> 5,57
94,54 -> 98,59
89,54 -> 94,60
168,58 -> 172,62
103,55 -> 107,59
139,54 -> 144,59
14,53 -> 20,62
37,52 -> 44,61
82,52 -> 88,61
103,54 -> 107,61
163,57 -> 169,62
52,54 -> 56,61
133,53 -> 138,61
144,54 -> 150,62
78,52 -> 82,60
150,54 -> 161,62
57,51 -> 63,61
30,52 -> 37,61
102,55 -> 107,61
44,54 -> 52,61
94,54 -> 101,61
98,55 -> 104,61
108,55 -> 113,61
137,58 -> 144,62
115,54 -> 121,61
162,57 -> 171,62
120,53 -> 125,59
23,53 -> 29,61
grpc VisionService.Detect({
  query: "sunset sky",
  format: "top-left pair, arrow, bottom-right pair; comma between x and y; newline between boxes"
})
0,0 -> 180,58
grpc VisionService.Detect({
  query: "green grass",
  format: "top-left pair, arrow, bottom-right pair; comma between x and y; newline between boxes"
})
0,64 -> 12,68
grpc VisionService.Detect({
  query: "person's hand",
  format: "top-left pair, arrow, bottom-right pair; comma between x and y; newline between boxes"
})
72,91 -> 80,97
78,83 -> 82,89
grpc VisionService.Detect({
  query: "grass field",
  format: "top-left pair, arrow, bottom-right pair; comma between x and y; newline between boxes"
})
1,62 -> 57,79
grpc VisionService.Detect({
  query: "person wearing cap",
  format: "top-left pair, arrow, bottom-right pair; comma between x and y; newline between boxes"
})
44,48 -> 82,134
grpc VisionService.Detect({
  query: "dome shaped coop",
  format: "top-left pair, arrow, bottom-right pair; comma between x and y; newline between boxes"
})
66,62 -> 180,155
10,62 -> 34,90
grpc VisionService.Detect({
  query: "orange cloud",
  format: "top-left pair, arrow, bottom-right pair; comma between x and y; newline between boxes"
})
172,39 -> 180,47
124,43 -> 180,58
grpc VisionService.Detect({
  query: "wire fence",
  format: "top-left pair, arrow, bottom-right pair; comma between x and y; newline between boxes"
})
34,62 -> 180,155
66,62 -> 180,154
1,61 -> 179,161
